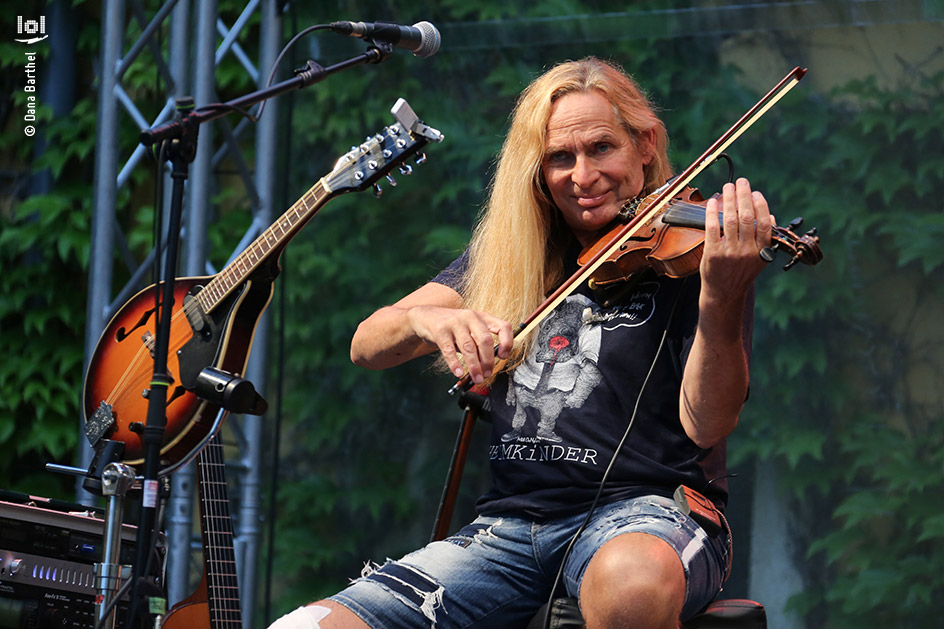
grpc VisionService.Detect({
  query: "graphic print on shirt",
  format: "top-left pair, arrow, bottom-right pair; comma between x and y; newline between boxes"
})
502,294 -> 602,443
587,279 -> 661,331
499,282 -> 662,448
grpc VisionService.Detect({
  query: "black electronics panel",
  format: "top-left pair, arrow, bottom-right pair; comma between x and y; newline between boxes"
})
0,493 -> 142,629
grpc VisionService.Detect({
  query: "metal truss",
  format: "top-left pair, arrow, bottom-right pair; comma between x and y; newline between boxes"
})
85,0 -> 279,625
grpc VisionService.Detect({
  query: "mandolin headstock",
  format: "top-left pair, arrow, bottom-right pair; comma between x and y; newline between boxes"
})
324,98 -> 444,195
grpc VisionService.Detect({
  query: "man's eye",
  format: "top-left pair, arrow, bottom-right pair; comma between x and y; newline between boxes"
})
595,143 -> 613,154
547,152 -> 569,163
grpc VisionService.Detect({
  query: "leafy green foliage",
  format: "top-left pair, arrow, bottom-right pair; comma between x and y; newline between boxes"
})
0,24 -> 99,496
0,180 -> 88,496
729,68 -> 944,626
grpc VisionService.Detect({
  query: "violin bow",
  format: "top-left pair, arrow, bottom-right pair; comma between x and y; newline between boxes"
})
450,66 -> 806,395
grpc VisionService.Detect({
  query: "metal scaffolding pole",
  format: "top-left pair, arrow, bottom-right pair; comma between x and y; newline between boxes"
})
84,1 -> 280,624
81,0 -> 125,497
236,0 -> 279,623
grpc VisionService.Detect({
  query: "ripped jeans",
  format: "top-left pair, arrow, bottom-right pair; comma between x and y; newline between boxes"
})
329,495 -> 728,628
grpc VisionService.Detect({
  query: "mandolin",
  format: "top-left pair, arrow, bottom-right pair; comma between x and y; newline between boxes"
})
83,99 -> 443,467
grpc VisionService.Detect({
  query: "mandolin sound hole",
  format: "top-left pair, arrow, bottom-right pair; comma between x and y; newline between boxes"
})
114,307 -> 157,342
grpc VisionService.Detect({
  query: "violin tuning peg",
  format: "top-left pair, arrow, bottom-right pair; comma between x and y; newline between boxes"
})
759,244 -> 778,263
373,183 -> 383,198
806,227 -> 818,237
386,174 -> 398,187
786,217 -> 804,231
398,163 -> 413,176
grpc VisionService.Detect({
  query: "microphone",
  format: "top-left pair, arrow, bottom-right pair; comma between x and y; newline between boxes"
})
329,20 -> 441,58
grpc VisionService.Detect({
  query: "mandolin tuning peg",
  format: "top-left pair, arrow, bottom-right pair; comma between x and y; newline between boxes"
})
373,183 -> 383,198
386,174 -> 398,187
414,152 -> 427,165
399,163 -> 413,175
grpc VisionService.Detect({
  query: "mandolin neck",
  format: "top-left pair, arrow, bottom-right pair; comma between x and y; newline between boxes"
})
195,178 -> 331,315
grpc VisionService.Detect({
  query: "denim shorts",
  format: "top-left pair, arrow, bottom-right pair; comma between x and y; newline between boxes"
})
329,494 -> 728,628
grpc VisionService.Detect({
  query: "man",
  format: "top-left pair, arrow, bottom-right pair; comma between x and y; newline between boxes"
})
271,56 -> 772,629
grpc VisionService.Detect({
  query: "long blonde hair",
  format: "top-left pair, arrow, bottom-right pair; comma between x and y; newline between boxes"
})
460,57 -> 672,376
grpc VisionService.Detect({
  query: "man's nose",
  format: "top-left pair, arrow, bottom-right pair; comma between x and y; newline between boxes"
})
572,154 -> 599,188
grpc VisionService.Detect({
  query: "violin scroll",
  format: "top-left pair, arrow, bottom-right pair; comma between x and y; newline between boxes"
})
766,216 -> 823,271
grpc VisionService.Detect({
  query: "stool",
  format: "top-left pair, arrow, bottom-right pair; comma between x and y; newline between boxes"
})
526,597 -> 766,629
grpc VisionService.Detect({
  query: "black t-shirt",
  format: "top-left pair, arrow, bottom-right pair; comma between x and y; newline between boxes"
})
432,245 -> 752,520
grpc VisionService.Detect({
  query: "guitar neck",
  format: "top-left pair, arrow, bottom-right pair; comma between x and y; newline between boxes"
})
197,434 -> 242,626
196,178 -> 331,314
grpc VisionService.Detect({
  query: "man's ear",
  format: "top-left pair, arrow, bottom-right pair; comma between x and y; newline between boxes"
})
639,127 -> 657,165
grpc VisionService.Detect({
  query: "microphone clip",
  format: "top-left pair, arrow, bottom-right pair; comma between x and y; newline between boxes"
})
294,59 -> 328,87
362,38 -> 395,63
192,367 -> 268,416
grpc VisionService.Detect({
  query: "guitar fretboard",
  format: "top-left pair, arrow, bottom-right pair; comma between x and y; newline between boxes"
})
198,435 -> 242,627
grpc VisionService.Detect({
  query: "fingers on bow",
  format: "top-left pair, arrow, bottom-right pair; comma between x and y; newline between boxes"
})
439,313 -> 514,384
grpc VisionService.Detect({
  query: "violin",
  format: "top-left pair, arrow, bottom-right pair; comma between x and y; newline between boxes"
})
577,183 -> 823,290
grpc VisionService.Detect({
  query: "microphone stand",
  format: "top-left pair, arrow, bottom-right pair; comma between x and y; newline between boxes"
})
139,41 -> 393,145
127,41 -> 394,629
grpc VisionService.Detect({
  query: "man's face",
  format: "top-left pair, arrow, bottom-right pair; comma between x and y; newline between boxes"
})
541,90 -> 654,246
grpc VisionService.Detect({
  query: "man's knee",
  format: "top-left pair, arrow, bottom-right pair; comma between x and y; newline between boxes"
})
579,533 -> 685,628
